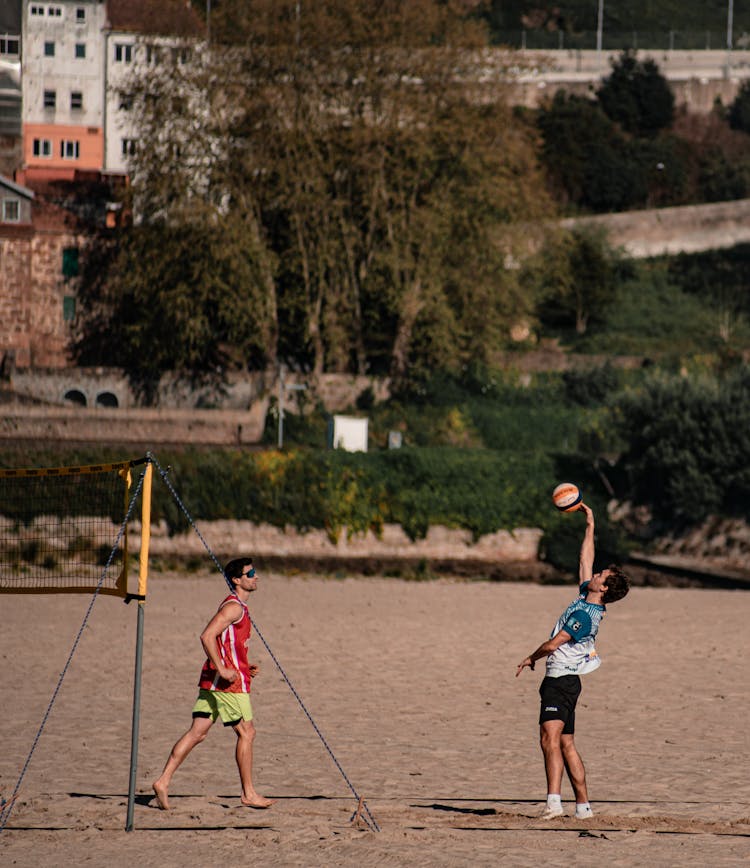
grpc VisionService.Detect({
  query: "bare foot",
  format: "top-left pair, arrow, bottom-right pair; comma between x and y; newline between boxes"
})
240,795 -> 276,809
152,780 -> 171,811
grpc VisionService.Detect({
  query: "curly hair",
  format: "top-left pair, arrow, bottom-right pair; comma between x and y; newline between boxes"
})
224,556 -> 254,585
603,564 -> 630,604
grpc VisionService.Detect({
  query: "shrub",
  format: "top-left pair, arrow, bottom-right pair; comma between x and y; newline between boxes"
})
562,363 -> 622,407
728,79 -> 750,134
597,51 -> 675,138
611,368 -> 750,523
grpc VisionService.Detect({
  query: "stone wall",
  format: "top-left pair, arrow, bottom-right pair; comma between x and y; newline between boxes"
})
0,402 -> 269,446
0,226 -> 81,369
507,48 -> 750,112
131,519 -> 545,579
561,198 -> 750,258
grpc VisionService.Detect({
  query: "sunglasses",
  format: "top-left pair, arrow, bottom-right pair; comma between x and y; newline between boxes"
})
241,567 -> 256,578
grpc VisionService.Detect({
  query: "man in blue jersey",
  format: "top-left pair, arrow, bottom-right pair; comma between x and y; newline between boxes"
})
516,502 -> 629,820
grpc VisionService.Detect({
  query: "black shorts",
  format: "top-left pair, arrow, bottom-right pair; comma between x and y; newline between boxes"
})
539,675 -> 582,734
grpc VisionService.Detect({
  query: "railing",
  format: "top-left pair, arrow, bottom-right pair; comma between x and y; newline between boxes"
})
493,30 -> 749,52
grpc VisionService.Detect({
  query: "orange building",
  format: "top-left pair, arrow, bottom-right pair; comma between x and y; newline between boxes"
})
22,122 -> 104,182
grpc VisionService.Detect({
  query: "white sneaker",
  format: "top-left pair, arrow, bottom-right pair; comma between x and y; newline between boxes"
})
541,805 -> 565,820
575,806 -> 594,819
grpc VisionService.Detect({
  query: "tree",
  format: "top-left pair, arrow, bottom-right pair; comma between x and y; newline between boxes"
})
597,50 -> 674,138
728,79 -> 750,134
526,225 -> 619,336
537,90 -> 650,212
612,368 -> 750,523
74,210 -> 276,402
86,0 -> 553,391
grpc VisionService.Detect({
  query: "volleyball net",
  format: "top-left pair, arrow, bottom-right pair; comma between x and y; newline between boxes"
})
0,453 -> 378,834
0,461 -> 137,597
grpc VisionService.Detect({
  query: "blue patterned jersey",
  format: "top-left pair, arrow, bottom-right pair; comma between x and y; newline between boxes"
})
545,582 -> 605,677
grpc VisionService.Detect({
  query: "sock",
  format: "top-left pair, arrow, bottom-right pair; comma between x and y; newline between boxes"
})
546,794 -> 562,808
575,802 -> 592,815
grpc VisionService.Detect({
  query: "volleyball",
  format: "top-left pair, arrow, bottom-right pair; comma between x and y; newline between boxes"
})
552,482 -> 582,512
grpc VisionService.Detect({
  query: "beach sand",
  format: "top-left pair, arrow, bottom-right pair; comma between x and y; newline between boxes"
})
1,572 -> 749,866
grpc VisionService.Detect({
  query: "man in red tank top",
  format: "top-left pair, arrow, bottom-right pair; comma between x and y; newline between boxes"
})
152,557 -> 275,810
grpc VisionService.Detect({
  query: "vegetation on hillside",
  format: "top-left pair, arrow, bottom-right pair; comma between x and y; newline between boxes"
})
75,0 -> 552,398
8,356 -> 750,570
535,51 -> 750,213
57,3 -> 750,560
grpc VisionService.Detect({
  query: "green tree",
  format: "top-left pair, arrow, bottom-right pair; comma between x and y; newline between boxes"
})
537,90 -> 650,212
526,225 -> 620,336
597,50 -> 674,138
74,211 -> 276,401
96,0 -> 552,390
612,368 -> 750,523
728,79 -> 750,134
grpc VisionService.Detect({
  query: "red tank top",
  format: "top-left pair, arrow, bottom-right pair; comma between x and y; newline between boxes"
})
198,594 -> 253,693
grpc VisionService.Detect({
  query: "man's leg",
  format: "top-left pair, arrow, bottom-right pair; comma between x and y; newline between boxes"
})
539,720 -> 565,817
561,734 -> 588,803
152,715 -> 214,810
233,719 -> 275,808
561,734 -> 594,817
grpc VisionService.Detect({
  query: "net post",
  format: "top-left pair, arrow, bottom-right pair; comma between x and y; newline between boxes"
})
126,459 -> 153,832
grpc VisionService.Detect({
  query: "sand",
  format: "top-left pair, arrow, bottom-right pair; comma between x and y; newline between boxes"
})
1,572 -> 749,866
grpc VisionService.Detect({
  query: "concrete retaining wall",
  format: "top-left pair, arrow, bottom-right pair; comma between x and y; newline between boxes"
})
0,402 -> 269,446
561,197 -> 750,258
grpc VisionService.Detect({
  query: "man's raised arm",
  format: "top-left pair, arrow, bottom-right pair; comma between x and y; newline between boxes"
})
578,503 -> 595,584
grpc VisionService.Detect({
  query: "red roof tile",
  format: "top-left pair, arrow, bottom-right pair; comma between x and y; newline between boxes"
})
106,0 -> 205,38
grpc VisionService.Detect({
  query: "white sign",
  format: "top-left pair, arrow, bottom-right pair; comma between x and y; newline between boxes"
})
332,415 -> 368,452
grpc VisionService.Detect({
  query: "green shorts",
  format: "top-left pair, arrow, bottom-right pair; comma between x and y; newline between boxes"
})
192,689 -> 253,726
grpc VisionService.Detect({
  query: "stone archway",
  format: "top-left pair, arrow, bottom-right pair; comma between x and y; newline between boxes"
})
95,391 -> 119,408
63,388 -> 87,406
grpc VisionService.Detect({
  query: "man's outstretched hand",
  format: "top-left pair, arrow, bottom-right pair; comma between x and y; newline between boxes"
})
516,657 -> 535,677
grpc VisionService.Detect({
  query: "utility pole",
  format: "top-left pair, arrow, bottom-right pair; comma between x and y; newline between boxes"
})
726,0 -> 735,78
596,0 -> 604,72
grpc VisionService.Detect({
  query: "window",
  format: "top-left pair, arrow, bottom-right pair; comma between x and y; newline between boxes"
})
48,6 -> 62,16
43,90 -> 56,109
44,41 -> 55,57
114,43 -> 132,63
33,138 -> 52,157
62,247 -> 79,278
30,5 -> 44,15
75,42 -> 86,58
119,93 -> 133,111
2,199 -> 20,223
121,138 -> 137,157
60,140 -> 80,159
76,7 -> 86,21
70,91 -> 83,110
0,38 -> 20,57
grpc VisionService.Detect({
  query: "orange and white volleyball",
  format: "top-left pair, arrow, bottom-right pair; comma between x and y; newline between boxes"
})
552,482 -> 582,512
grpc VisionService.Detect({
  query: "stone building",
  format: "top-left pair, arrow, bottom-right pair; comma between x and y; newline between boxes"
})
0,172 -> 84,369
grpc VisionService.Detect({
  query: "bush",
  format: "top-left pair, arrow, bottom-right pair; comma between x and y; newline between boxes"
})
562,363 -> 622,407
697,150 -> 750,202
728,79 -> 750,134
578,261 -> 726,355
611,367 -> 750,523
597,51 -> 675,138
536,91 -> 634,210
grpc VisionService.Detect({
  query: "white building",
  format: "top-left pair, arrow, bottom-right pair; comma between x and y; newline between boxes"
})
19,0 -> 203,183
21,0 -> 108,181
